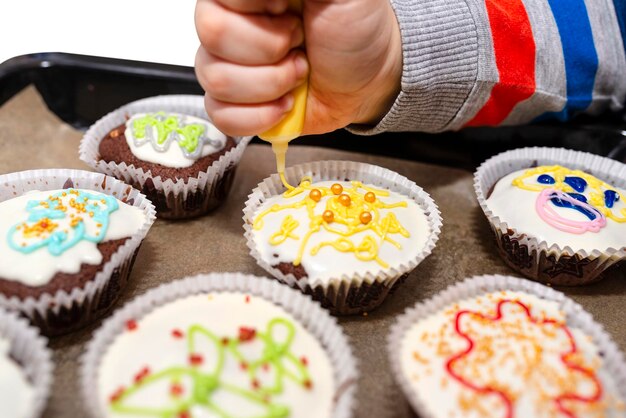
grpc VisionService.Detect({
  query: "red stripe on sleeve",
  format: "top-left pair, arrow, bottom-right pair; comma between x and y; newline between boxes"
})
465,0 -> 536,127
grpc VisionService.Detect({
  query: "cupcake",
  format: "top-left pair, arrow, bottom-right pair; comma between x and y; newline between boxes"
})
388,274 -> 626,418
79,95 -> 252,219
81,273 -> 358,418
0,169 -> 155,335
475,147 -> 626,285
244,161 -> 442,315
0,307 -> 53,418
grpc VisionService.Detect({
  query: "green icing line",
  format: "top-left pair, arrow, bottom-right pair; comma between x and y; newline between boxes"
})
132,113 -> 206,154
110,318 -> 312,418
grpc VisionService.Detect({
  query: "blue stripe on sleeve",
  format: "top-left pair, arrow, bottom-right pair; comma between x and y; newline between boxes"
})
536,0 -> 599,121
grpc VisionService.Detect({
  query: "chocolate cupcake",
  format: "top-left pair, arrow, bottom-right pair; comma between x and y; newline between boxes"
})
388,274 -> 626,418
474,147 -> 626,285
0,307 -> 53,418
244,161 -> 442,315
0,169 -> 155,335
79,95 -> 251,219
81,273 -> 358,418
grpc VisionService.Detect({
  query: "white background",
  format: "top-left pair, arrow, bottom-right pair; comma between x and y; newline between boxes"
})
0,0 -> 199,67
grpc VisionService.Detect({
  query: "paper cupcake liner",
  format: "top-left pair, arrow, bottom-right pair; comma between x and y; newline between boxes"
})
474,147 -> 626,285
0,307 -> 53,418
0,169 -> 156,336
243,160 -> 442,315
387,274 -> 626,418
79,94 -> 252,219
80,272 -> 358,418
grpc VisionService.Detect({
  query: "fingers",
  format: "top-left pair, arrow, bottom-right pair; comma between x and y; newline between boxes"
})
195,0 -> 303,65
203,93 -> 295,137
195,48 -> 308,104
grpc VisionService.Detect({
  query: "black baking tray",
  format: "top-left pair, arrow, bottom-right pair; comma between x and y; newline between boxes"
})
1,52 -> 625,170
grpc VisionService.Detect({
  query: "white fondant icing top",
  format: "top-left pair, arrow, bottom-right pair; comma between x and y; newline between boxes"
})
251,181 -> 430,286
98,293 -> 335,418
0,335 -> 35,418
486,168 -> 626,252
0,189 -> 146,286
124,112 -> 227,168
399,291 -> 625,418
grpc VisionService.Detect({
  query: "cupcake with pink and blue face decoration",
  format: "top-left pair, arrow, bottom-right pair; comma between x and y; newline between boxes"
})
474,147 -> 626,285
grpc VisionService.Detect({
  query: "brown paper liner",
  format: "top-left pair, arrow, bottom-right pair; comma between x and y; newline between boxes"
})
474,147 -> 626,285
79,94 -> 251,219
0,169 -> 156,336
244,160 -> 442,315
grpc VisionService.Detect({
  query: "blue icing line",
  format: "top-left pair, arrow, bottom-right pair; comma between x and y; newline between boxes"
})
604,190 -> 619,208
564,176 -> 587,193
7,189 -> 119,256
537,174 -> 556,184
550,192 -> 596,220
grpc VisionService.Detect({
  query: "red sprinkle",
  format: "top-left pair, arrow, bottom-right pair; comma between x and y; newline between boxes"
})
240,361 -> 249,370
238,327 -> 256,342
171,329 -> 184,339
125,320 -> 138,331
300,356 -> 308,366
189,353 -> 204,366
133,366 -> 151,383
245,295 -> 250,303
178,411 -> 190,418
251,378 -> 260,390
109,386 -> 125,403
170,382 -> 184,397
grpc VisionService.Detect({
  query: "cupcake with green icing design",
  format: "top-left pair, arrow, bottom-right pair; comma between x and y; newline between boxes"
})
80,95 -> 252,219
81,273 -> 357,418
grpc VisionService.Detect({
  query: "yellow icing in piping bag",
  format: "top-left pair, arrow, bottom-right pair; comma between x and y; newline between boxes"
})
259,0 -> 307,189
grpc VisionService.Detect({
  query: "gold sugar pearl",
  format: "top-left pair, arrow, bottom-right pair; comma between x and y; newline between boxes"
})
110,129 -> 119,138
322,210 -> 334,223
338,194 -> 351,207
309,189 -> 322,202
360,211 -> 372,224
364,192 -> 376,203
331,183 -> 343,195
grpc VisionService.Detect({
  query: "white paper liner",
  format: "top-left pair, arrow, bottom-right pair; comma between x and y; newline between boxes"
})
79,94 -> 252,219
80,272 -> 358,418
0,169 -> 156,335
0,307 -> 53,418
387,274 -> 626,418
243,160 -> 442,314
474,147 -> 626,284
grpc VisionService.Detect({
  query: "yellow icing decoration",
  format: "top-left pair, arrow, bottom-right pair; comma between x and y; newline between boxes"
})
269,215 -> 300,245
512,165 -> 626,223
254,179 -> 410,267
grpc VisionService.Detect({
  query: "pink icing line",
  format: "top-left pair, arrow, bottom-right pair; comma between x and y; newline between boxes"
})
535,188 -> 606,234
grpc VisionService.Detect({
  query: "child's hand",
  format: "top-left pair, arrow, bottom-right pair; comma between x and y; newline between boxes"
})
194,0 -> 402,137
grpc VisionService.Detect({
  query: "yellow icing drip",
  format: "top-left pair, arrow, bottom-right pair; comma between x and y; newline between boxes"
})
269,215 -> 300,245
512,165 -> 626,223
253,178 -> 410,267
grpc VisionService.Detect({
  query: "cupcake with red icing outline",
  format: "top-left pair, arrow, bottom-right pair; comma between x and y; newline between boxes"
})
388,274 -> 626,418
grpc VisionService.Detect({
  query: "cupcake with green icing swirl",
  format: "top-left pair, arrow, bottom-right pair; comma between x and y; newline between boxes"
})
79,95 -> 252,219
81,273 -> 358,418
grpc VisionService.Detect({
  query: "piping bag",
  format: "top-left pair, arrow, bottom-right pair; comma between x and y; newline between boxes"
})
258,0 -> 307,189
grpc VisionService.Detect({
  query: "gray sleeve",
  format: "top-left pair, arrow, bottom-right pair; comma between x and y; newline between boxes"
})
348,0 -> 479,134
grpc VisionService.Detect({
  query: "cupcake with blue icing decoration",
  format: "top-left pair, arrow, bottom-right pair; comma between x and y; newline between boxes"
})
0,169 -> 155,335
80,95 -> 251,219
475,147 -> 626,285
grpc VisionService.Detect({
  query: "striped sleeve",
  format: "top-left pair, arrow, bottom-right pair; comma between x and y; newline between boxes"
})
350,0 -> 626,134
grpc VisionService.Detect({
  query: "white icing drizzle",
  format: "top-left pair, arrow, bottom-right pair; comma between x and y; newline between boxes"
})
0,189 -> 147,286
98,293 -> 334,418
251,181 -> 430,286
400,291 -> 625,418
124,112 -> 227,168
486,169 -> 626,252
0,335 -> 35,418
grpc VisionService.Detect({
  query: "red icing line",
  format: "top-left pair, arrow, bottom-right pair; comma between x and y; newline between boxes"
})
445,299 -> 603,418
